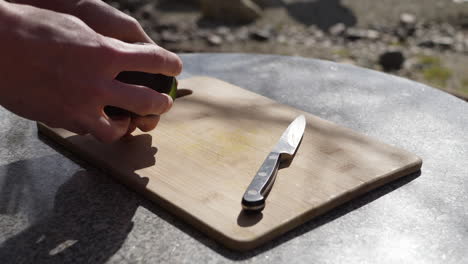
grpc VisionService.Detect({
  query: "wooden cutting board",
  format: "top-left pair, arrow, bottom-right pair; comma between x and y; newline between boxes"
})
38,76 -> 422,251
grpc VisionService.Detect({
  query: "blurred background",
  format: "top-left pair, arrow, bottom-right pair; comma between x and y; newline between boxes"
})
105,0 -> 468,101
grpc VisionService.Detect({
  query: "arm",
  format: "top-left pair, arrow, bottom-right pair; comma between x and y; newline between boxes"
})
0,1 -> 182,142
9,0 -> 154,44
9,0 -> 180,134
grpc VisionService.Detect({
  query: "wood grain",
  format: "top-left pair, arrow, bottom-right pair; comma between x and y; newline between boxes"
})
38,76 -> 422,251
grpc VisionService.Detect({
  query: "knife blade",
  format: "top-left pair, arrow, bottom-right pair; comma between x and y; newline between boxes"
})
242,115 -> 306,212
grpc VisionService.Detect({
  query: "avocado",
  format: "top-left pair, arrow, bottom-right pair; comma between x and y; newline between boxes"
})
105,72 -> 178,117
115,71 -> 177,100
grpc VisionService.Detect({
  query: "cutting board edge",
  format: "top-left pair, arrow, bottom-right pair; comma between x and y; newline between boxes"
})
38,121 -> 422,251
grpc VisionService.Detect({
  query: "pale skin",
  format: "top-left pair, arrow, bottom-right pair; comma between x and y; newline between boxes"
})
0,0 -> 183,143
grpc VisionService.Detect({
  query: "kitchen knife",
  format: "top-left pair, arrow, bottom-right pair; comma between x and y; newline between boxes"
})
242,115 -> 306,212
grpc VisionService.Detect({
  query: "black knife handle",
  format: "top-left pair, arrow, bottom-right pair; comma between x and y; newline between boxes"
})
242,152 -> 281,212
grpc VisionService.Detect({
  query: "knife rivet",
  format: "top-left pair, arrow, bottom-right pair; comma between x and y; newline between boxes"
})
258,172 -> 267,177
248,190 -> 258,195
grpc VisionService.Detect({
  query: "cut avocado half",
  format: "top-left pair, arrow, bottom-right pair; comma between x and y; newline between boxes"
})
105,71 -> 178,117
168,78 -> 178,100
115,71 -> 178,100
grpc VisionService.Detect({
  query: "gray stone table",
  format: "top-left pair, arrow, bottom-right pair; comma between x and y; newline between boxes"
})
0,54 -> 467,263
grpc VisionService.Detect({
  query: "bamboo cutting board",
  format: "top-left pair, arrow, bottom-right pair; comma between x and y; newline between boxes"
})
38,76 -> 422,251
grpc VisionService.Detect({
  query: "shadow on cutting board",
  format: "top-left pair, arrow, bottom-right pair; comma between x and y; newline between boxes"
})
66,133 -> 155,189
0,167 -> 141,263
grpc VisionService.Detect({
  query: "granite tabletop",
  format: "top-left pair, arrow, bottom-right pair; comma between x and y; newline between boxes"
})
0,53 -> 467,263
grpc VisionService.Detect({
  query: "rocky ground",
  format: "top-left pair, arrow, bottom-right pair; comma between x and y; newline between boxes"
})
106,0 -> 468,101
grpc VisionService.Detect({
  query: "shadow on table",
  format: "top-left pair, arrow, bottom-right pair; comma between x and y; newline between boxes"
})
285,0 -> 357,31
0,132 -> 156,263
192,0 -> 356,31
0,170 -> 140,264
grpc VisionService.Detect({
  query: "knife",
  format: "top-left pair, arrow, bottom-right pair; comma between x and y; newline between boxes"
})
242,115 -> 306,212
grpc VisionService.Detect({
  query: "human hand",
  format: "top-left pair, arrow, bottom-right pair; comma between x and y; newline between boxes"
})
0,2 -> 182,142
9,0 -> 168,134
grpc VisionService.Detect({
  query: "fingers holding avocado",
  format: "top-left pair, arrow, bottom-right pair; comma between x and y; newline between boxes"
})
104,71 -> 178,118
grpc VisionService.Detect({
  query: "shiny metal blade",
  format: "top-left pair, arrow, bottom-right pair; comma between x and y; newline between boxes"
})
272,115 -> 306,155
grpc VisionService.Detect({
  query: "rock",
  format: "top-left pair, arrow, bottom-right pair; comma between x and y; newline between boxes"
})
459,16 -> 468,29
454,42 -> 465,52
250,29 -> 272,41
161,31 -> 182,43
337,59 -> 356,65
200,0 -> 262,24
303,37 -> 316,47
314,29 -> 325,39
153,23 -> 178,32
455,32 -> 465,42
434,36 -> 455,48
108,1 -> 121,10
366,29 -> 381,40
418,36 -> 454,49
287,38 -> 298,46
276,35 -> 287,44
329,23 -> 346,36
440,23 -> 456,36
135,2 -> 157,20
206,34 -> 223,46
121,0 -> 149,12
403,56 -> 420,71
287,26 -> 300,35
193,28 -> 210,39
418,40 -> 435,48
307,25 -> 319,34
395,27 -> 415,40
400,13 -> 416,25
409,46 -> 422,54
235,26 -> 250,40
378,51 -> 405,71
178,0 -> 201,4
396,13 -> 417,40
345,28 -> 362,41
321,39 -> 332,48
225,34 -> 236,42
216,26 -> 231,36
345,28 -> 380,41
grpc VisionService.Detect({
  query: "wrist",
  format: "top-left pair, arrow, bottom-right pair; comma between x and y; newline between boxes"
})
6,0 -> 79,14
0,1 -> 15,25
0,1 -> 9,12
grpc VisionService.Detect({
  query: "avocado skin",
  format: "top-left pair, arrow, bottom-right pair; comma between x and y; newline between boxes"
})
116,71 -> 175,96
105,72 -> 177,117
